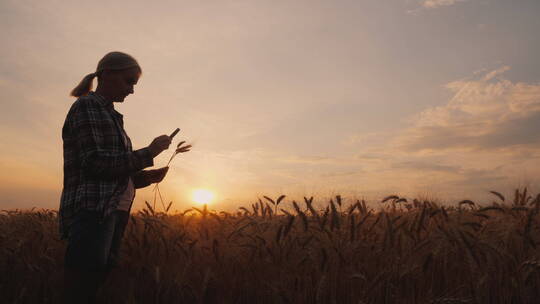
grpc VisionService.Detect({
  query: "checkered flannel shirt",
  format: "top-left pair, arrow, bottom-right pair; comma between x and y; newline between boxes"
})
59,91 -> 154,239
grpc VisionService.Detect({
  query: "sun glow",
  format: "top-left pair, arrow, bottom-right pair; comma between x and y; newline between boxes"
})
192,189 -> 215,205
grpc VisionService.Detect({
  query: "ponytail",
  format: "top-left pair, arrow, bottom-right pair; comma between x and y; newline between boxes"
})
70,72 -> 97,97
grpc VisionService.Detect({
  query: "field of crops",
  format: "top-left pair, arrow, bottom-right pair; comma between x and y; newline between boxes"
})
2,188 -> 540,304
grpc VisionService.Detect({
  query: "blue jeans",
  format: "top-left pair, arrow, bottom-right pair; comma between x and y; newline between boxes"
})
64,209 -> 130,272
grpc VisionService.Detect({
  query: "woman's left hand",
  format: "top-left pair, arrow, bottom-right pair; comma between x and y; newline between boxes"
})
147,167 -> 169,184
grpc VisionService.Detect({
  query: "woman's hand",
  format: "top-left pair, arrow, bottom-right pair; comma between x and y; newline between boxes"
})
148,135 -> 172,158
146,167 -> 169,184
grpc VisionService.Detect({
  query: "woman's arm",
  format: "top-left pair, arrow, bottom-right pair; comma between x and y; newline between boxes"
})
132,167 -> 169,189
72,98 -> 154,180
132,170 -> 151,189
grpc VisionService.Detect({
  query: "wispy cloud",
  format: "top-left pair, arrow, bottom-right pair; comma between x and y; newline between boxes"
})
395,66 -> 540,152
482,65 -> 510,81
421,0 -> 469,9
407,0 -> 470,14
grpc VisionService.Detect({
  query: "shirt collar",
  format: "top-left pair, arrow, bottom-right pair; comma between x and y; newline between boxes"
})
89,91 -> 123,119
89,91 -> 114,110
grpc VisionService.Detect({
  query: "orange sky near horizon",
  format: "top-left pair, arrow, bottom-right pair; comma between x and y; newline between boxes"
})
1,0 -> 540,211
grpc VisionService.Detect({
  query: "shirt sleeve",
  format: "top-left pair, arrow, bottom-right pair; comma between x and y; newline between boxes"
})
72,98 -> 154,180
132,170 -> 152,189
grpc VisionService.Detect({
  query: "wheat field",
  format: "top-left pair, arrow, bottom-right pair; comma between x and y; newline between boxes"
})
1,188 -> 540,303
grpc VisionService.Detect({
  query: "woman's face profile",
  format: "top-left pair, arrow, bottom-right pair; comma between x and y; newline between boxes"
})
100,67 -> 141,102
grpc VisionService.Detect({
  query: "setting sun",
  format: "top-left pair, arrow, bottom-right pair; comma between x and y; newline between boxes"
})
192,189 -> 215,205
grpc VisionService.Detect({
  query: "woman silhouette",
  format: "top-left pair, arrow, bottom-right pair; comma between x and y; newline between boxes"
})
59,51 -> 181,303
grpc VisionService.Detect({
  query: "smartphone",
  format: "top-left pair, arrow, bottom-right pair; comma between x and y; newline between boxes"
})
170,128 -> 180,139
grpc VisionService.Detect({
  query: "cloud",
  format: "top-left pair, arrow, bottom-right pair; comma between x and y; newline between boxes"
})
395,66 -> 540,152
407,0 -> 469,14
391,160 -> 461,173
319,170 -> 361,178
278,155 -> 336,164
483,65 -> 510,81
421,0 -> 469,9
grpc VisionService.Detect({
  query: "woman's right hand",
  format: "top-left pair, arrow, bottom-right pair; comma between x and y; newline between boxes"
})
148,135 -> 172,158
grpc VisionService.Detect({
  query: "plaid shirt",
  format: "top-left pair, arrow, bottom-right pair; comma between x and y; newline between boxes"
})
59,91 -> 154,239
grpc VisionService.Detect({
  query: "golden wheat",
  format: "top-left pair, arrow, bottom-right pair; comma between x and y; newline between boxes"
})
1,188 -> 540,303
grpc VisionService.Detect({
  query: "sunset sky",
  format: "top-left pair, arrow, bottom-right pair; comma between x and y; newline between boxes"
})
1,0 -> 540,211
